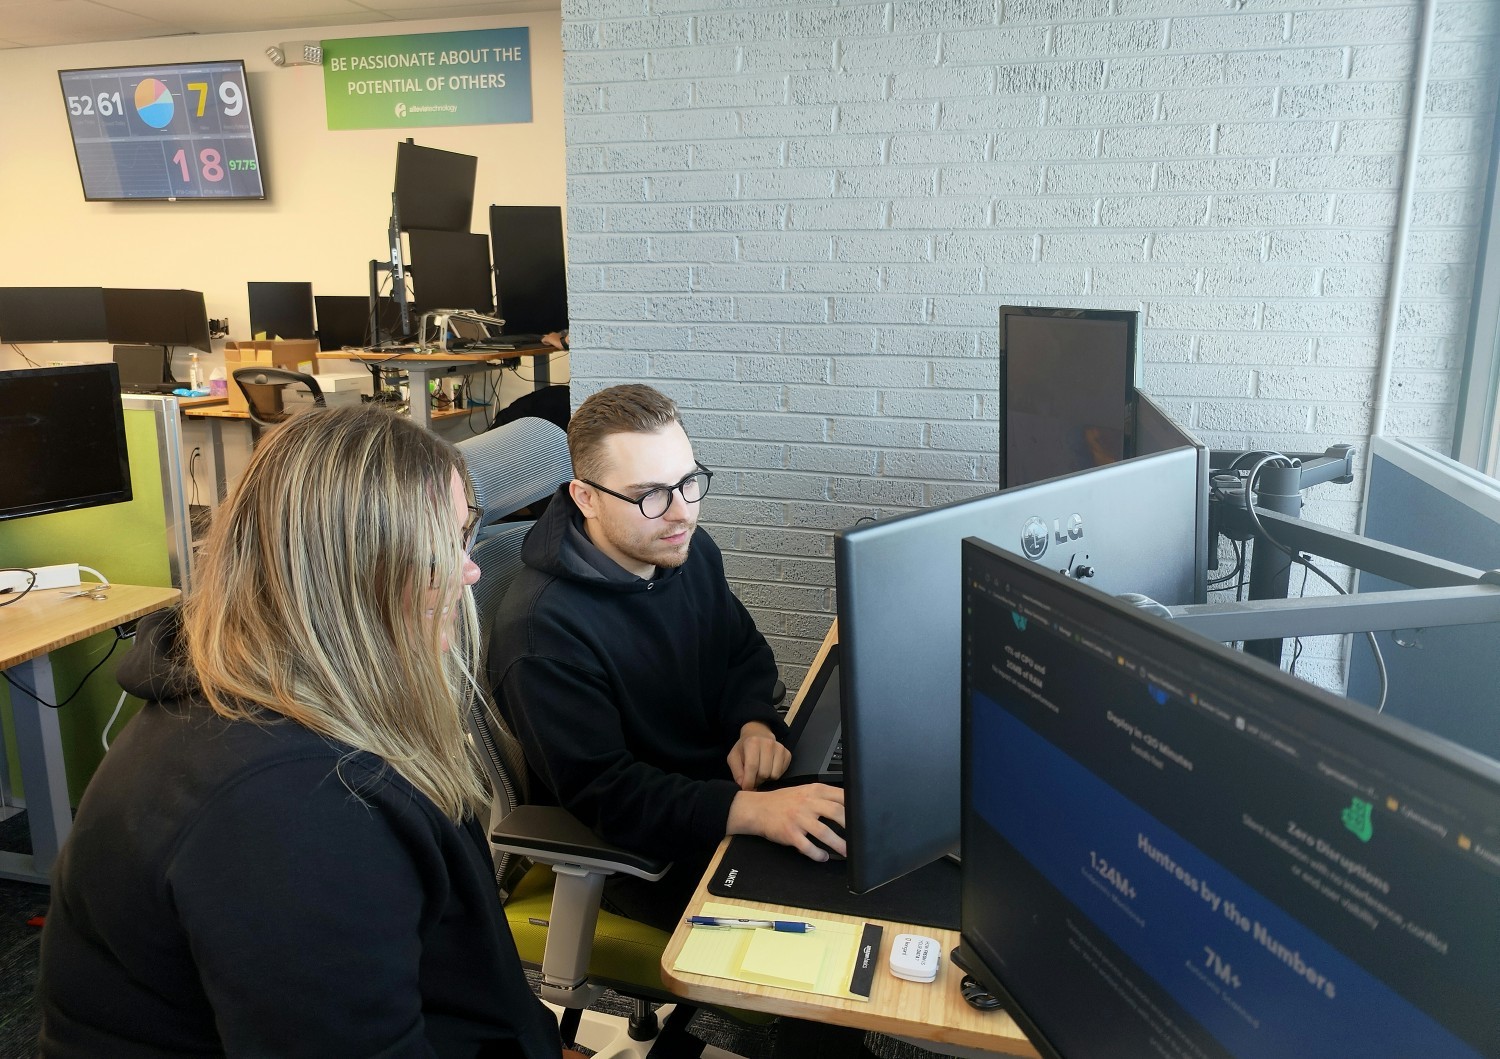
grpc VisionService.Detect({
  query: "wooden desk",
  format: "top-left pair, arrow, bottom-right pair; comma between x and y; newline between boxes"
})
662,848 -> 1037,1057
0,584 -> 179,884
660,626 -> 1039,1057
317,346 -> 554,431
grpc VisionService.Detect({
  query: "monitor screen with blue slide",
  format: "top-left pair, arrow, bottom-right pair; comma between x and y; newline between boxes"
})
835,439 -> 1204,894
1348,436 -> 1500,759
959,538 -> 1500,1059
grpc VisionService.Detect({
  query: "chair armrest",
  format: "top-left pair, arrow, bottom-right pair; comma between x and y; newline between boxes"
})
492,805 -> 670,882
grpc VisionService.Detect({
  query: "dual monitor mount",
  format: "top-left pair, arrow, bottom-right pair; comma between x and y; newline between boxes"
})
1168,444 -> 1500,667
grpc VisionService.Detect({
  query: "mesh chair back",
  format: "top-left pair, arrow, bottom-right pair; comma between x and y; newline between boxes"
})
456,417 -> 572,530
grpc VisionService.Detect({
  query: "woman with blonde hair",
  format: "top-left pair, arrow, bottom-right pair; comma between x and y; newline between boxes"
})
39,405 -> 564,1058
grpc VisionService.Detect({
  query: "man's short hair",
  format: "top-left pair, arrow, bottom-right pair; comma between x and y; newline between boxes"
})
568,384 -> 682,482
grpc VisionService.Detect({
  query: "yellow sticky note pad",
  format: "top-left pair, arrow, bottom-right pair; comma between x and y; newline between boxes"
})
740,929 -> 825,989
673,901 -> 880,1002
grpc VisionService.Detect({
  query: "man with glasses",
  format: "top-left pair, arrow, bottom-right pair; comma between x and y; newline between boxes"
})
489,384 -> 844,930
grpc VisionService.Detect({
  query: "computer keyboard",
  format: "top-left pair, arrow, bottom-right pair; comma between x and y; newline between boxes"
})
826,738 -> 844,774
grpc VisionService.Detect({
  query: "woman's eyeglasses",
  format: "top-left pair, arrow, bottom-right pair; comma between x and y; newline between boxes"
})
462,504 -> 483,554
581,462 -> 713,520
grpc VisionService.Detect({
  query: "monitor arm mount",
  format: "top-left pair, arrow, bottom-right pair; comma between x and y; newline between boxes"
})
1167,443 -> 1500,669
1166,511 -> 1500,654
1205,445 -> 1357,663
368,191 -> 413,348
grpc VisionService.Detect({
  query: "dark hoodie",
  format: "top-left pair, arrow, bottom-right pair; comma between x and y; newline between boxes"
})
38,608 -> 561,1059
487,486 -> 784,863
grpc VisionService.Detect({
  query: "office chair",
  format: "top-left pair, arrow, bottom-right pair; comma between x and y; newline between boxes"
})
456,420 -> 744,1057
231,367 -> 324,443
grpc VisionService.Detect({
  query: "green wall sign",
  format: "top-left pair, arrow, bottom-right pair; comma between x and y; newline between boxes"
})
322,28 -> 533,130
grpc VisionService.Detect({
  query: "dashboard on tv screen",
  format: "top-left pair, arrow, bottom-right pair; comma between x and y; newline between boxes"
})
58,60 -> 265,201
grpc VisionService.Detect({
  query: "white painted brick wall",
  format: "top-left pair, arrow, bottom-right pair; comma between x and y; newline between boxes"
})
560,0 -> 1499,691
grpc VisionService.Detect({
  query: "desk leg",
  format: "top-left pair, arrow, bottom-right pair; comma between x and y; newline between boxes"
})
0,655 -> 72,885
533,353 -> 551,390
406,366 -> 434,431
205,418 -> 227,505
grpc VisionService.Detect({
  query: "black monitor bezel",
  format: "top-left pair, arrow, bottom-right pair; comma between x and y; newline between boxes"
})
408,230 -> 495,316
489,204 -> 569,336
57,59 -> 267,203
957,536 -> 1500,1059
0,363 -> 133,523
248,281 -> 316,340
394,141 -> 478,234
998,305 -> 1142,491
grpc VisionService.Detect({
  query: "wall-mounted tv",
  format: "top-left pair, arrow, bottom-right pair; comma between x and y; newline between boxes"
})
58,60 -> 265,201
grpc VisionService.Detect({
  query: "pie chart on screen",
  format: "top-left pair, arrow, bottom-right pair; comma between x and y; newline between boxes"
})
134,78 -> 174,129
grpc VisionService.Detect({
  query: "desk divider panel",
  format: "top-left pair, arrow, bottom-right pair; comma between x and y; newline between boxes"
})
0,398 -> 189,805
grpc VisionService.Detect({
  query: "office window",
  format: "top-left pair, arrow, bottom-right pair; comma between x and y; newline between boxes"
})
1455,109 -> 1500,480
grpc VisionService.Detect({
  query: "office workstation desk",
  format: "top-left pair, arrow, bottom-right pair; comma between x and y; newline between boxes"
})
0,584 -> 180,885
660,626 -> 1038,1058
317,345 -> 555,432
662,847 -> 1038,1058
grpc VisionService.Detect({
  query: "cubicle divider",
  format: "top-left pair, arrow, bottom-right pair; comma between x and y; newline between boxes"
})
1,396 -> 191,805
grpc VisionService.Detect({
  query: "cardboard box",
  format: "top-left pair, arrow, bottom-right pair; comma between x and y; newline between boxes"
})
224,340 -> 319,413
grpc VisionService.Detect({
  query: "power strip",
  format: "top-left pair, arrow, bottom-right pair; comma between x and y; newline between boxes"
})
0,563 -> 82,592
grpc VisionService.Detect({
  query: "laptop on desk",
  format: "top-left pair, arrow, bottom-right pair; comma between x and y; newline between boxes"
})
782,640 -> 844,782
113,345 -> 178,394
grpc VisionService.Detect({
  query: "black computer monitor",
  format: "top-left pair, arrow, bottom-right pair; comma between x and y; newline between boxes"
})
314,294 -> 401,351
394,141 -> 477,233
0,287 -> 109,343
958,538 -> 1500,1059
490,204 -> 568,336
409,230 -> 494,315
999,305 -> 1140,489
834,444 -> 1204,894
103,288 -> 211,352
0,363 -> 132,522
248,281 -> 315,340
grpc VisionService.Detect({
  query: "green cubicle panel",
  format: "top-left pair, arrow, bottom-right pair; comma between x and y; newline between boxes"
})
1,399 -> 188,805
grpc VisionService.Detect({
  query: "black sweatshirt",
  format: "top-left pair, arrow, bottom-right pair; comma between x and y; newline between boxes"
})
488,487 -> 784,862
38,608 -> 561,1059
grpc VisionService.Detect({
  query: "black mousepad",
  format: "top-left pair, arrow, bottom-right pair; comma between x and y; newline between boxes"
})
706,836 -> 960,931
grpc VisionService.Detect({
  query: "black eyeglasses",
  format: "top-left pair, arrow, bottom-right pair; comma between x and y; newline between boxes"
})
582,462 -> 713,520
462,504 -> 483,554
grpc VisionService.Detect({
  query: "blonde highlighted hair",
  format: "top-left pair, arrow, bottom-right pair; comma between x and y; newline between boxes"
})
183,404 -> 485,820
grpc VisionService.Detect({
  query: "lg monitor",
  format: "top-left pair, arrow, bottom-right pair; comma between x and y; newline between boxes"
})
58,60 -> 265,201
959,538 -> 1500,1059
248,281 -> 315,340
999,305 -> 1140,489
0,287 -> 109,343
833,443 -> 1204,895
394,141 -> 477,233
0,363 -> 132,522
409,230 -> 494,316
490,204 -> 569,336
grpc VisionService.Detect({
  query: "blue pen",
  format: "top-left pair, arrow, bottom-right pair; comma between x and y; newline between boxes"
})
687,916 -> 815,933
